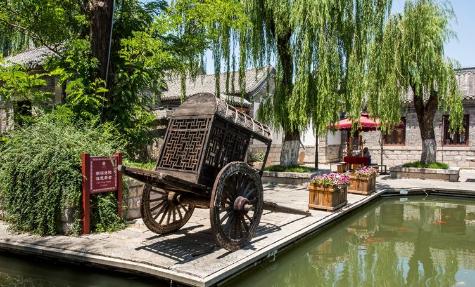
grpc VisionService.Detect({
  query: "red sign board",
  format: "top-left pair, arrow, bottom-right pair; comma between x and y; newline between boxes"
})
81,153 -> 122,234
90,157 -> 118,193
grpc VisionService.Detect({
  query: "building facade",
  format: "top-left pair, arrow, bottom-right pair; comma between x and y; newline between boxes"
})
2,46 -> 474,168
258,67 -> 475,169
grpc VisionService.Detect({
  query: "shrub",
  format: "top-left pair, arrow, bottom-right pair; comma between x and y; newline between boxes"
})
0,109 -> 126,235
402,161 -> 449,170
264,165 -> 317,173
248,151 -> 265,162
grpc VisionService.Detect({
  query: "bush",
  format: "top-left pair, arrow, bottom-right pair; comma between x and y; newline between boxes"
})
247,151 -> 265,162
402,161 -> 449,169
0,109 -> 126,235
264,165 -> 317,173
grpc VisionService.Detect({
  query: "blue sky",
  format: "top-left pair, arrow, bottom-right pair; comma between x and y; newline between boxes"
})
392,0 -> 475,68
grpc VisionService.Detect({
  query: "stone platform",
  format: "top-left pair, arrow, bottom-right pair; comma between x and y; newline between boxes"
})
2,173 -> 475,287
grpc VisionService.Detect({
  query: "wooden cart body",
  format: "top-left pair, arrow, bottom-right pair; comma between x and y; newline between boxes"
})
121,93 -> 277,251
156,92 -> 271,192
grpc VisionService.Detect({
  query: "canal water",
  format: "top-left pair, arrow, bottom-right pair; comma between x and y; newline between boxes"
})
226,195 -> 475,287
1,196 -> 475,286
0,252 -> 165,287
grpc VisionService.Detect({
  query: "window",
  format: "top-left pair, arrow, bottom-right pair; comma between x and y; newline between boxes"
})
443,115 -> 469,145
383,118 -> 406,145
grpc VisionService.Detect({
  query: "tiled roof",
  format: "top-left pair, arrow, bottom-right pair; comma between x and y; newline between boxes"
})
161,67 -> 274,101
3,47 -> 56,69
457,67 -> 475,100
404,67 -> 475,103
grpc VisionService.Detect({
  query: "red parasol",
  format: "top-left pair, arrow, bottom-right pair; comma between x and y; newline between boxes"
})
331,113 -> 380,131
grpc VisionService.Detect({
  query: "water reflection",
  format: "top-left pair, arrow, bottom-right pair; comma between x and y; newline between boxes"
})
0,252 -> 165,287
228,196 -> 475,287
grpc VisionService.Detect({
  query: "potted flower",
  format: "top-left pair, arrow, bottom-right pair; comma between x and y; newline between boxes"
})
348,166 -> 377,195
308,173 -> 349,211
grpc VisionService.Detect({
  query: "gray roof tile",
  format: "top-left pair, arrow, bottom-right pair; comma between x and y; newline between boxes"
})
3,46 -> 55,69
403,67 -> 475,103
161,67 -> 274,101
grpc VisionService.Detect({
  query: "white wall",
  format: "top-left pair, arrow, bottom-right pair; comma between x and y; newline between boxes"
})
327,131 -> 342,145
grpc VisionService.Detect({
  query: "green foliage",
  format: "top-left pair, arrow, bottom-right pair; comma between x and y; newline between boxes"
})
47,40 -> 107,119
247,151 -> 265,162
0,64 -> 51,104
0,109 -> 125,235
123,159 -> 156,170
368,0 -> 463,131
402,161 -> 449,169
0,0 -> 251,161
265,165 -> 316,173
244,0 -> 392,135
0,0 -> 86,52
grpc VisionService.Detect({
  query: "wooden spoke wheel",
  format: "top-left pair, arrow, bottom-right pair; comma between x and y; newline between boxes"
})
141,184 -> 195,234
210,162 -> 264,251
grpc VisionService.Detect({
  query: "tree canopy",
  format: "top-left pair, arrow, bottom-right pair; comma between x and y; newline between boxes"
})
0,0 -> 248,159
367,0 -> 462,163
0,0 -> 464,164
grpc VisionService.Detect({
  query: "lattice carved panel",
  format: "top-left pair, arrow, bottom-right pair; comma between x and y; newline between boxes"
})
204,122 -> 250,170
158,118 -> 211,172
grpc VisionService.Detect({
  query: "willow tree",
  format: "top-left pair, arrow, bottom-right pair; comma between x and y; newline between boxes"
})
236,0 -> 392,166
367,0 -> 463,164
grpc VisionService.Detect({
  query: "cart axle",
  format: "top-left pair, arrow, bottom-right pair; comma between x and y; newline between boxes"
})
262,201 -> 311,216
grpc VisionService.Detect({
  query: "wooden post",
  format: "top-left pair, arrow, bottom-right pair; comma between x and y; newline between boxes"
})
116,152 -> 123,218
81,153 -> 91,235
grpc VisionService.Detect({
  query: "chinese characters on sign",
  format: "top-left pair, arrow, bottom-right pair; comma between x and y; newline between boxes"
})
81,153 -> 123,234
90,157 -> 118,193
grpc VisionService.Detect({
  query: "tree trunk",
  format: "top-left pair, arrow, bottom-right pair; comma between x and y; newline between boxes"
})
88,0 -> 114,84
280,130 -> 300,166
413,87 -> 438,164
276,29 -> 300,167
315,133 -> 319,170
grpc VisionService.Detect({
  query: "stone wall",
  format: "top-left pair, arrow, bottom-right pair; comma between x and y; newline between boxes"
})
0,104 -> 13,134
251,102 -> 475,169
362,104 -> 475,168
249,133 -> 341,166
125,179 -> 144,220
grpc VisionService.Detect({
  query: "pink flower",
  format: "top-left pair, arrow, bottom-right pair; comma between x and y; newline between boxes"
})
311,172 -> 350,186
354,167 -> 378,177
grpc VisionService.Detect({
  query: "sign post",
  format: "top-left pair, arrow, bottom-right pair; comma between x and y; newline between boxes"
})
81,152 -> 122,235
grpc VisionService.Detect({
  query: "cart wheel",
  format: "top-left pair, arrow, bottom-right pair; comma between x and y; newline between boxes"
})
141,184 -> 195,234
210,162 -> 263,251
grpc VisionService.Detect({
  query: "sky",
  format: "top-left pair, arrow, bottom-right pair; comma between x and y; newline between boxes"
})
392,0 -> 475,68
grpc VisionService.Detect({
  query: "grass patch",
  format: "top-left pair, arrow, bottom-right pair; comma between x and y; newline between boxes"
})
264,165 -> 317,173
124,160 -> 156,170
402,161 -> 449,169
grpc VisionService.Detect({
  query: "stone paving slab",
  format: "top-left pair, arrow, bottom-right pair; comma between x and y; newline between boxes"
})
2,176 -> 475,287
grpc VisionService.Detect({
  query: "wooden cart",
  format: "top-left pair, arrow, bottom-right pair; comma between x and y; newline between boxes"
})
121,93 -> 299,251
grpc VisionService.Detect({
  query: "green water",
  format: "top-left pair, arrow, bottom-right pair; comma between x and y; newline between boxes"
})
1,196 -> 475,287
0,252 -> 165,287
227,196 -> 475,287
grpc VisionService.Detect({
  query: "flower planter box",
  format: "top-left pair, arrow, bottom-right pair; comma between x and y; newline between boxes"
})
308,184 -> 348,211
348,174 -> 376,195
